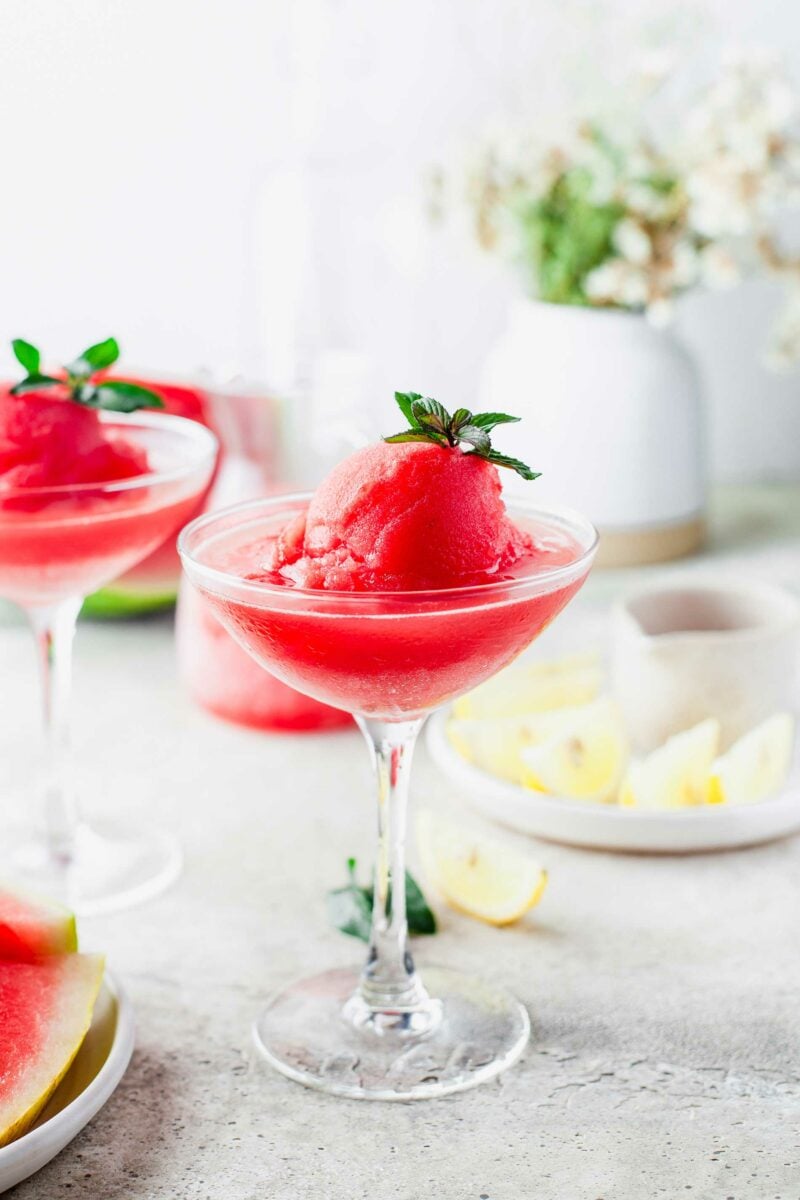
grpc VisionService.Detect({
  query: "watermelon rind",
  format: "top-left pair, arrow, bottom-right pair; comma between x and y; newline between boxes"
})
0,884 -> 78,960
81,586 -> 178,619
0,953 -> 105,1146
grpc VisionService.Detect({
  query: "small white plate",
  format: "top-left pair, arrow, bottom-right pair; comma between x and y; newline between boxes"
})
0,972 -> 135,1194
426,710 -> 800,853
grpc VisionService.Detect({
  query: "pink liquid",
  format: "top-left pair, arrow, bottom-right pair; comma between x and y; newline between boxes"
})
200,516 -> 589,720
0,483 -> 206,607
176,582 -> 352,732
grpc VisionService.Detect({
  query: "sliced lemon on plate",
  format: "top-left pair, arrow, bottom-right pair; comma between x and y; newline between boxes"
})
520,697 -> 628,802
619,718 -> 720,809
447,713 -> 546,785
447,696 -> 627,799
708,712 -> 795,806
452,653 -> 601,721
416,810 -> 547,926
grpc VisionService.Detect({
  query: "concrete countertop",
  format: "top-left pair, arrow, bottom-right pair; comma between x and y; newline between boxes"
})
3,483 -> 800,1199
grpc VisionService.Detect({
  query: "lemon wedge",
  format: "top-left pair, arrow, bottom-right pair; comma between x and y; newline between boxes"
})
416,810 -> 547,926
448,696 -> 627,798
708,713 -> 795,806
520,697 -> 628,802
619,718 -> 720,809
452,653 -> 601,720
447,713 -> 546,784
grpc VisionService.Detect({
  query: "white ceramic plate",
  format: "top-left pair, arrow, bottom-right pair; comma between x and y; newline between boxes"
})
426,709 -> 800,853
0,972 -> 135,1195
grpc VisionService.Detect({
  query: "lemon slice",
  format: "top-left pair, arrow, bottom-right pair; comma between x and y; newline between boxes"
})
447,713 -> 547,785
448,697 -> 627,796
520,697 -> 628,802
619,718 -> 720,809
452,653 -> 601,720
708,713 -> 795,806
416,810 -> 547,926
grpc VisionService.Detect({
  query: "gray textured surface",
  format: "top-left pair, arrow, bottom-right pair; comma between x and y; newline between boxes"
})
2,486 -> 800,1199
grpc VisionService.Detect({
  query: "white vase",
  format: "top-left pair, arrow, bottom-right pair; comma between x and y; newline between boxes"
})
480,299 -> 706,566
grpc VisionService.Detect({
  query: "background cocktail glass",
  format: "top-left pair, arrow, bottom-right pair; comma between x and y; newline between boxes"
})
0,412 -> 217,914
179,493 -> 597,1099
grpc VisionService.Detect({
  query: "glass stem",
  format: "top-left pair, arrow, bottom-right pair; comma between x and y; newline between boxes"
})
354,717 -> 433,1022
26,598 -> 82,866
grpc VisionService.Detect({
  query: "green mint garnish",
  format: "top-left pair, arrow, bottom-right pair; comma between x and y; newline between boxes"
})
10,337 -> 164,413
384,392 -> 540,481
326,857 -> 437,943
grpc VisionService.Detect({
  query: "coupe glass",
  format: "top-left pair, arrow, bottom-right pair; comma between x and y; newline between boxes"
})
179,493 -> 597,1099
0,412 -> 217,914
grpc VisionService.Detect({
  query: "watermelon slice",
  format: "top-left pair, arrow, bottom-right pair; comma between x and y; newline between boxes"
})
0,954 -> 104,1146
0,885 -> 77,962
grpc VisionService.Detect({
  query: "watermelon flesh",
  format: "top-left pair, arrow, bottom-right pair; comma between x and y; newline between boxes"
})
0,886 -> 77,962
0,886 -> 104,1148
0,954 -> 104,1146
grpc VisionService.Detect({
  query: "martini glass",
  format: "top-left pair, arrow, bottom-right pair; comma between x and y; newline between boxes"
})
0,412 -> 217,914
179,493 -> 597,1099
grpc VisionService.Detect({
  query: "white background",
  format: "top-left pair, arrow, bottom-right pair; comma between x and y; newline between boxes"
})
0,0 -> 798,482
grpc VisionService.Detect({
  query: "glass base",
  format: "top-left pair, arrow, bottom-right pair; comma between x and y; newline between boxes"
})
253,965 -> 530,1100
5,819 -> 182,916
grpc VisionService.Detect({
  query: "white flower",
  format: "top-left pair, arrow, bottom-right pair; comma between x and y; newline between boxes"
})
765,285 -> 800,368
699,243 -> 741,289
613,218 -> 652,265
686,159 -> 760,238
646,298 -> 675,327
585,259 -> 649,308
623,182 -> 671,221
634,48 -> 676,93
671,240 -> 700,288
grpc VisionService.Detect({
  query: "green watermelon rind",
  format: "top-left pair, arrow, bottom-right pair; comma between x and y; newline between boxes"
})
81,586 -> 178,619
0,953 -> 105,1146
0,885 -> 78,960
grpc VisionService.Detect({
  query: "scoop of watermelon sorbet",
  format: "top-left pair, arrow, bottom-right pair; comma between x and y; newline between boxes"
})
0,388 -> 149,492
266,441 -> 533,591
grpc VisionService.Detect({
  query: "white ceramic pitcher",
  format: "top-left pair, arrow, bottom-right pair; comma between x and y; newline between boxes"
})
612,581 -> 800,753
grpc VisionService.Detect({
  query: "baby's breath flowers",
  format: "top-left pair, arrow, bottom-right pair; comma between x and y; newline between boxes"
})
451,51 -> 800,361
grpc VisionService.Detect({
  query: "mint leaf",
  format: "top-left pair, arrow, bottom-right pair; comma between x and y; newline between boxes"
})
456,424 -> 491,454
11,339 -> 40,375
477,450 -> 541,481
9,337 -> 163,415
327,859 -> 437,943
470,412 -> 521,431
411,397 -> 451,439
71,337 -> 120,375
383,391 -> 539,479
403,871 -> 437,935
394,391 -> 424,427
327,862 -> 373,941
384,430 -> 448,446
75,383 -> 101,406
92,381 -> 164,412
9,373 -> 62,396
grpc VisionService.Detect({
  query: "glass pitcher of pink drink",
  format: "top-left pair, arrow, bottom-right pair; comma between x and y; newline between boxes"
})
175,381 -> 350,733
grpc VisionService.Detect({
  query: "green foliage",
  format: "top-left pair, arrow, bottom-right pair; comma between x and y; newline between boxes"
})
515,167 -> 624,306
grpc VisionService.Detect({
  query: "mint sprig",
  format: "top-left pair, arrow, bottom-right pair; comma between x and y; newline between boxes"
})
327,857 -> 437,943
10,338 -> 164,414
384,392 -> 540,480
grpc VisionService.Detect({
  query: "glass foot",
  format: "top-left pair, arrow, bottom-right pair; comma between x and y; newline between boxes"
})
6,820 -> 182,916
253,965 -> 530,1100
